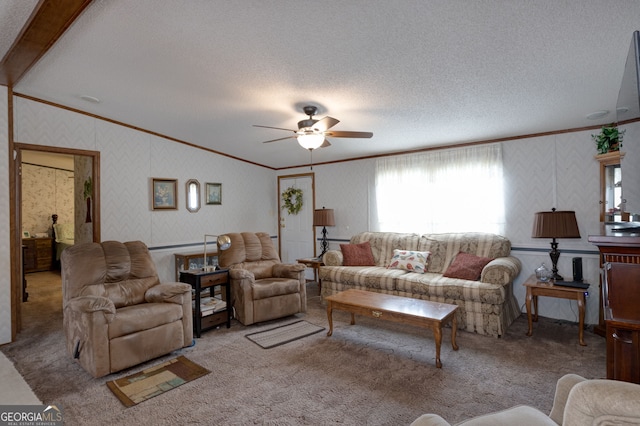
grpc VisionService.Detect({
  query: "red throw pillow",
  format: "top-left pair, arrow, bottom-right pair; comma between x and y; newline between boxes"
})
443,252 -> 493,281
340,241 -> 375,266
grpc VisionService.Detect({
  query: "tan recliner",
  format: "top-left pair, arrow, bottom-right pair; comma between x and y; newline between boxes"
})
218,232 -> 306,325
61,240 -> 193,378
411,374 -> 640,426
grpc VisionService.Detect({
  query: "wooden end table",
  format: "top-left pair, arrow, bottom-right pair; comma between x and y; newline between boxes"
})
296,257 -> 324,290
325,289 -> 459,368
523,274 -> 588,346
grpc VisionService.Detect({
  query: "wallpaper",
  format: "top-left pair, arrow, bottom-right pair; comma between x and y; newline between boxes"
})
13,97 -> 277,287
21,163 -> 74,237
279,130 -> 605,325
1,93 -> 633,345
73,155 -> 92,244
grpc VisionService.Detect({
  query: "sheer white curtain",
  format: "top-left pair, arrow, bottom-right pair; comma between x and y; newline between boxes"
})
373,144 -> 505,234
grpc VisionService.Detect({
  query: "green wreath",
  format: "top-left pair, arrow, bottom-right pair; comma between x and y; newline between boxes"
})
282,187 -> 303,215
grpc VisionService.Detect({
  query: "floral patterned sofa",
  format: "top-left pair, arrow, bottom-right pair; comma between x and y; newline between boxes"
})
319,232 -> 522,337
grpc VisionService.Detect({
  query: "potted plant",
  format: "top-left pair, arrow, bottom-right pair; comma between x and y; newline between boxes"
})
592,124 -> 625,154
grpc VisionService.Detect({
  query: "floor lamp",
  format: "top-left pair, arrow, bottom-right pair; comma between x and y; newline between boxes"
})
531,208 -> 581,281
313,207 -> 335,258
202,234 -> 231,271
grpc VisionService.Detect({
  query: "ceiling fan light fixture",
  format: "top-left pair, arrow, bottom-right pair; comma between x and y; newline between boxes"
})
297,131 -> 325,150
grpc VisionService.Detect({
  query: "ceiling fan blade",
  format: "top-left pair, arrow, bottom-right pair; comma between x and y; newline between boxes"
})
320,139 -> 332,148
325,130 -> 373,138
262,136 -> 296,143
312,116 -> 340,132
253,124 -> 296,132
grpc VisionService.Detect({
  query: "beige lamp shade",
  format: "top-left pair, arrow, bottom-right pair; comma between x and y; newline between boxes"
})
313,208 -> 335,227
532,210 -> 581,239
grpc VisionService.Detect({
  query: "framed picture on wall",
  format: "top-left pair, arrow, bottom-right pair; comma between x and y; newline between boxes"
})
206,183 -> 222,205
152,178 -> 178,210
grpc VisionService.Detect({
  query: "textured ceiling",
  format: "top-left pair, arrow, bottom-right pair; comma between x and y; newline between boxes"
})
0,1 -> 38,57
4,0 -> 640,169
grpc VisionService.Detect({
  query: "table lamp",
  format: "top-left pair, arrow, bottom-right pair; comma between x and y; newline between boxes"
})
531,208 -> 581,281
313,207 -> 335,258
202,234 -> 231,271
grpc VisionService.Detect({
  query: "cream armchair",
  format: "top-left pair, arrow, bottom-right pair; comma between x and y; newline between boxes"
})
411,374 -> 640,426
218,232 -> 306,325
61,240 -> 193,378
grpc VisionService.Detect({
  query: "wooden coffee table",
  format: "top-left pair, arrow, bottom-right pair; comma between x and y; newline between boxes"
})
325,289 -> 459,368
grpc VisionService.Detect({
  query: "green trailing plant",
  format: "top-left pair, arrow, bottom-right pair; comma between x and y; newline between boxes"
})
592,125 -> 625,154
281,186 -> 303,215
83,177 -> 92,199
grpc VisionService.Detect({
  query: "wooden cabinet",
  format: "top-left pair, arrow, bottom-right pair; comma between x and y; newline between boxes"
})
22,237 -> 53,273
605,317 -> 640,384
603,262 -> 640,384
589,230 -> 640,384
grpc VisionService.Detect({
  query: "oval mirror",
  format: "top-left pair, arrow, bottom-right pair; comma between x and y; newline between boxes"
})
186,179 -> 200,213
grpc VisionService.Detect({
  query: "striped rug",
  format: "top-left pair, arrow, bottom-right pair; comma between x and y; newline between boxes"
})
245,320 -> 325,349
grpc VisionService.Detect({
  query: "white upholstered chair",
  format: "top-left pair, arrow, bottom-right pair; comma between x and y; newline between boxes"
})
411,374 -> 640,426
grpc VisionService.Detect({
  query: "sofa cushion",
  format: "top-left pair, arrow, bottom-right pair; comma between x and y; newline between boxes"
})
419,233 -> 510,273
387,250 -> 430,274
443,252 -> 492,281
351,232 -> 420,267
396,273 -> 507,305
319,266 -> 407,291
221,232 -> 279,266
340,242 -> 375,266
108,302 -> 183,339
252,278 -> 301,299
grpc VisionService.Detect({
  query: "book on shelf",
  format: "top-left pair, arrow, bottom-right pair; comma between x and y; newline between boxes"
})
193,297 -> 227,316
192,288 -> 222,297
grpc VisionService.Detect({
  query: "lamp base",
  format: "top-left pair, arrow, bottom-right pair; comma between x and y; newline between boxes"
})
549,239 -> 563,282
319,226 -> 329,257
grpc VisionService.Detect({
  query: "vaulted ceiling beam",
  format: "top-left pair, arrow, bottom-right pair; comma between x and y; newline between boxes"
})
0,0 -> 92,86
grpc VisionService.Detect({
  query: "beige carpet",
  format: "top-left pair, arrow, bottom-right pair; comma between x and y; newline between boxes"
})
2,271 -> 606,425
0,351 -> 41,404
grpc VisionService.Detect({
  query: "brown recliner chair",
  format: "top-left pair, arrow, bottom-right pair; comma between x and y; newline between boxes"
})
61,240 -> 193,378
218,232 -> 306,325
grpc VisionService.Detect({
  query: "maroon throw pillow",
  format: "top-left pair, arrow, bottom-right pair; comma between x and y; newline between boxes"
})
340,241 -> 375,266
443,252 -> 493,281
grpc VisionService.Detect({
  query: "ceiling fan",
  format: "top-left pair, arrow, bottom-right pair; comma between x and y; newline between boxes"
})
254,105 -> 373,151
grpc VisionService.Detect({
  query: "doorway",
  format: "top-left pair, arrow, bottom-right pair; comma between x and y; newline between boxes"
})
278,173 -> 315,279
13,143 -> 100,334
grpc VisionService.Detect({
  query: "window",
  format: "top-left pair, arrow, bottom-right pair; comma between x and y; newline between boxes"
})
373,144 -> 505,234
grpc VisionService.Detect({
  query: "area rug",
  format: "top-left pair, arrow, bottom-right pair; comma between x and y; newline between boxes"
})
106,356 -> 209,407
245,320 -> 325,349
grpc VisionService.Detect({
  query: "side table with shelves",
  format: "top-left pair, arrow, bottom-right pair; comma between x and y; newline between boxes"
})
179,268 -> 231,338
